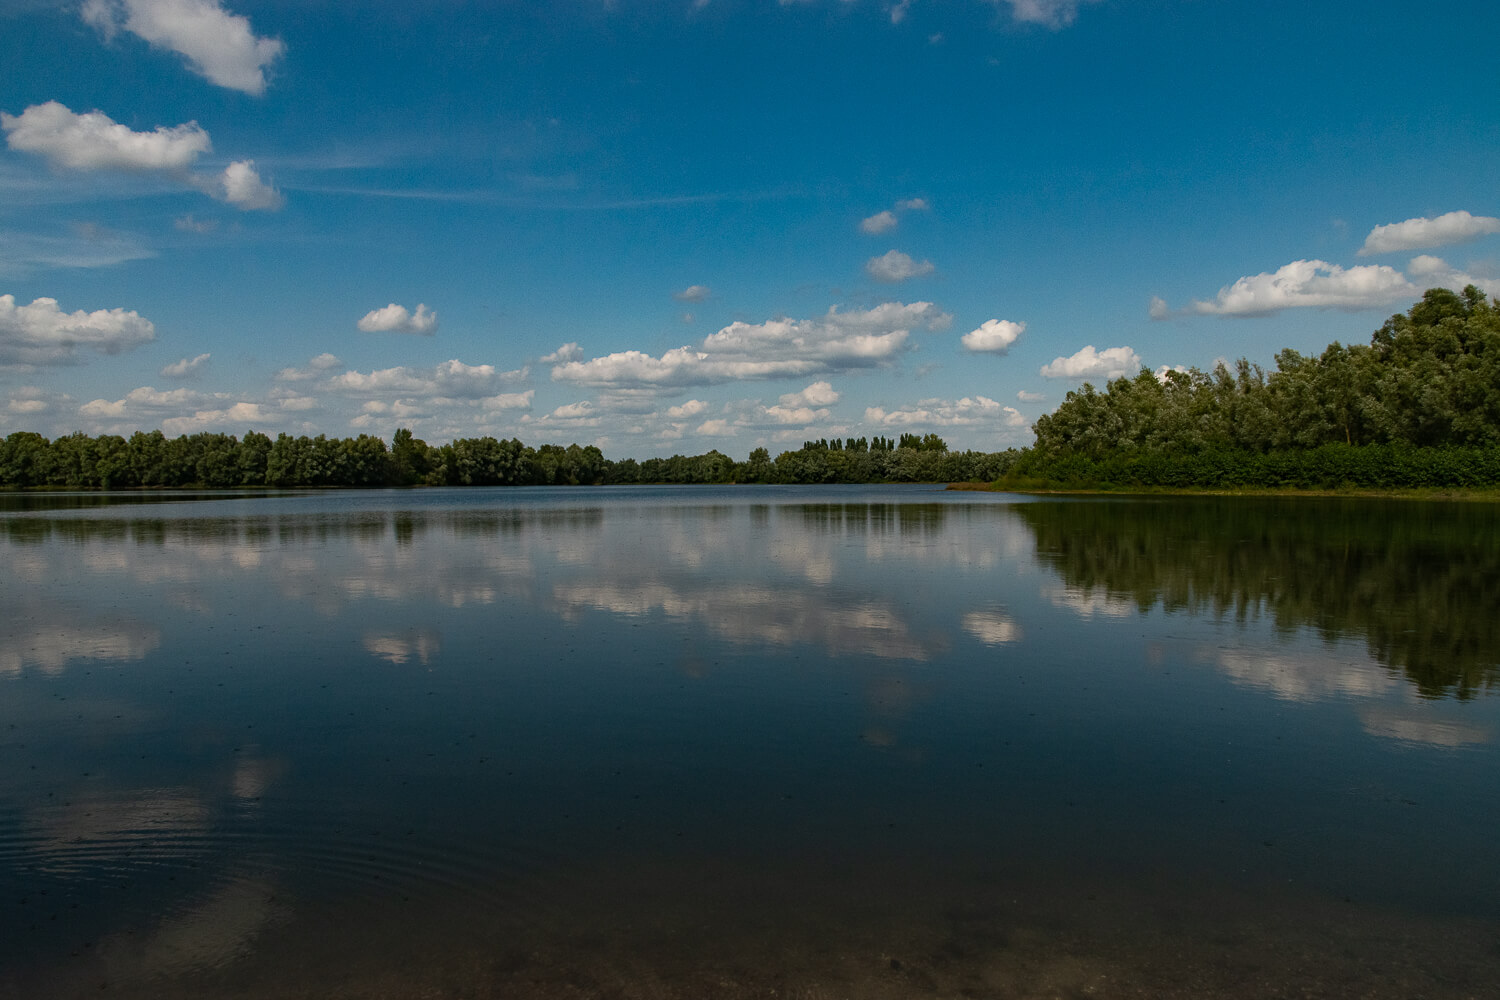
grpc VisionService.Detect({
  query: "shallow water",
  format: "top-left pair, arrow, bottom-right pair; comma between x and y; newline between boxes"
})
2,485 -> 1497,998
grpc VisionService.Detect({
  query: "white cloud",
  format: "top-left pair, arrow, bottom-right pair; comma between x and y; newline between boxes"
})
734,385 -> 837,429
1185,259 -> 1415,317
212,160 -> 282,210
865,394 -> 1017,427
160,352 -> 210,378
552,301 -> 949,392
860,197 -> 929,236
540,342 -> 582,363
1002,0 -> 1105,29
0,293 -> 155,366
323,360 -> 527,399
3,103 -> 280,210
162,401 -> 266,434
1017,390 -> 1045,402
274,353 -> 341,382
866,249 -> 935,283
1,101 -> 210,171
76,384 -> 272,434
673,284 -> 711,302
357,302 -> 438,335
80,384 -> 213,417
1406,254 -> 1491,294
961,318 -> 1024,353
860,210 -> 897,235
1359,210 -> 1500,256
1154,363 -> 1188,382
696,418 -> 735,436
480,390 -> 533,411
82,0 -> 285,96
780,380 -> 839,408
1039,345 -> 1141,379
667,399 -> 710,419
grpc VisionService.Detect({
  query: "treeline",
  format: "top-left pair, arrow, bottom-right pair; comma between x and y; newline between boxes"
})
0,426 -> 1018,489
1005,286 -> 1500,490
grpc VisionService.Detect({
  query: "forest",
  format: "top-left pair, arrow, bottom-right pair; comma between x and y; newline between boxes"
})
0,426 -> 1014,489
1003,285 -> 1500,489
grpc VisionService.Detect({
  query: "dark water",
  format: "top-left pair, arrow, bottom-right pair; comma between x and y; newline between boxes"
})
2,486 -> 1497,999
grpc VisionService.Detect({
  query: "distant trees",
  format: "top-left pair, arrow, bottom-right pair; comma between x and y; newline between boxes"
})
0,426 -> 1011,489
1009,286 -> 1500,489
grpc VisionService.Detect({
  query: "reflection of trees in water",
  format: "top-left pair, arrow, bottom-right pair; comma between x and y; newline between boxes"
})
1013,499 -> 1500,700
0,508 -> 607,547
791,503 -> 949,536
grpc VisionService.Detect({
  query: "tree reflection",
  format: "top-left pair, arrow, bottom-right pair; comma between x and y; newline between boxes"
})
1013,498 -> 1500,699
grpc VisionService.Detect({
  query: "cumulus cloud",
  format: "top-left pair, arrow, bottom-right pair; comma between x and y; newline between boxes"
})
540,342 -> 583,363
82,0 -> 285,96
1178,259 -> 1415,317
667,399 -> 709,419
866,249 -> 935,283
3,102 -> 281,210
859,210 -> 897,235
733,383 -> 842,430
1039,345 -> 1141,380
961,318 -> 1024,353
1359,210 -> 1500,256
780,380 -> 839,408
275,353 -> 340,382
357,302 -> 438,335
860,197 -> 929,235
211,159 -> 282,210
80,384 -> 214,417
552,301 -> 950,392
76,384 -> 268,433
0,293 -> 155,366
1017,390 -> 1045,402
323,360 -> 527,399
1,101 -> 210,171
865,394 -> 1019,427
697,418 -> 735,436
4,386 -> 64,419
480,390 -> 534,411
162,401 -> 266,434
1405,254 -> 1491,294
160,352 -> 210,378
673,284 -> 711,302
1002,0 -> 1105,29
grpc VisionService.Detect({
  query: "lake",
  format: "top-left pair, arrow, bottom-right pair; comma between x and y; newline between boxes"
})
2,485 -> 1497,998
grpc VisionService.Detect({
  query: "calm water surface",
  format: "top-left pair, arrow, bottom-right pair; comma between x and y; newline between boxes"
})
2,485 -> 1497,998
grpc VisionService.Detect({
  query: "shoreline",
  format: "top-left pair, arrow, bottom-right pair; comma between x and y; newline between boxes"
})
946,481 -> 1500,501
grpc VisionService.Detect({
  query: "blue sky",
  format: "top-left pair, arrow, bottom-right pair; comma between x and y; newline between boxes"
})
2,0 -> 1497,457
